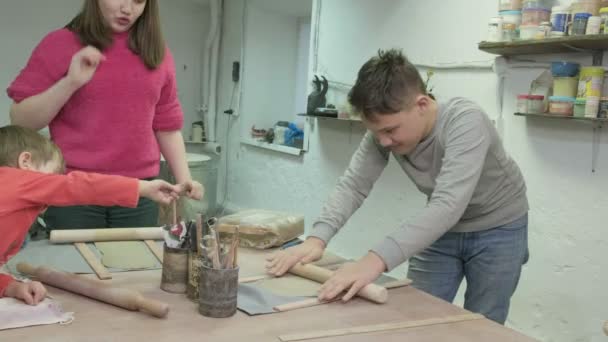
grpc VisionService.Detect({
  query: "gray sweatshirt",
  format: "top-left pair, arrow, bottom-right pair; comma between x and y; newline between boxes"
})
310,98 -> 528,271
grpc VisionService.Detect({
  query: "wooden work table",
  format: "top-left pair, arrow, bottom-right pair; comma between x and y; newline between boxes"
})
4,248 -> 539,342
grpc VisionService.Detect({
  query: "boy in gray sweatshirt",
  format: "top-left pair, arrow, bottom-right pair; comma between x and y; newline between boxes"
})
266,49 -> 528,324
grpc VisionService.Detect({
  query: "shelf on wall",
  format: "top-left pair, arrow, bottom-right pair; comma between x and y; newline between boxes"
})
478,35 -> 608,56
514,112 -> 608,122
298,113 -> 362,122
241,138 -> 303,156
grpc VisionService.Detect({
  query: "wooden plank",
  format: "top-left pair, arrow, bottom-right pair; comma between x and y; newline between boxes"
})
144,240 -> 163,264
478,35 -> 608,55
514,112 -> 608,122
279,313 -> 485,341
74,242 -> 112,280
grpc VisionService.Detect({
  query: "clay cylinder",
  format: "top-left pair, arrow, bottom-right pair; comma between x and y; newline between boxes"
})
198,264 -> 239,318
160,244 -> 189,293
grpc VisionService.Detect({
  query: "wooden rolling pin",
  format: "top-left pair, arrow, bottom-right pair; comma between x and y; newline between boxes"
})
17,263 -> 169,318
289,263 -> 388,304
50,227 -> 163,243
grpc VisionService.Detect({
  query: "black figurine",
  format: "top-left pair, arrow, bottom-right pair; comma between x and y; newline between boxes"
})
307,75 -> 328,115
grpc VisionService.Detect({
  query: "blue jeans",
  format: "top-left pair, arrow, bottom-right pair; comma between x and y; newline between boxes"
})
407,214 -> 529,324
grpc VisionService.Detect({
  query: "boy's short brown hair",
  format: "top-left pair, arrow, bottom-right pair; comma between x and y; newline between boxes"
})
348,49 -> 426,118
0,125 -> 65,172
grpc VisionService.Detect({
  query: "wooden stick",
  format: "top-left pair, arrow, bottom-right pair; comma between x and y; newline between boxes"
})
273,278 -> 412,312
603,321 -> 608,335
278,313 -> 485,341
274,297 -> 340,312
238,275 -> 271,283
74,242 -> 111,280
144,240 -> 163,263
50,228 -> 163,243
17,263 -> 169,318
195,214 -> 203,256
289,263 -> 388,304
172,201 -> 177,226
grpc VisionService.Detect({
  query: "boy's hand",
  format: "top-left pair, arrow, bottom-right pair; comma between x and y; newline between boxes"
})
4,280 -> 47,305
265,237 -> 326,276
317,252 -> 386,302
180,180 -> 204,200
139,180 -> 181,205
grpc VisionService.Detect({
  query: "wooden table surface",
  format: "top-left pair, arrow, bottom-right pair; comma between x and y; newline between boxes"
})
4,248 -> 539,342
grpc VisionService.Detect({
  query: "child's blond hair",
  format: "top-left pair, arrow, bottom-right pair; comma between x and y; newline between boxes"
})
0,125 -> 65,172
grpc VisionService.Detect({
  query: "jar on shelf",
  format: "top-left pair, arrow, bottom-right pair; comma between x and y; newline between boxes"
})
572,13 -> 593,35
600,7 -> 608,32
586,15 -> 602,34
574,98 -> 587,117
599,97 -> 608,117
503,23 -> 519,41
517,94 -> 530,112
548,96 -> 575,116
487,17 -> 504,42
550,5 -> 570,35
500,0 -> 523,11
527,95 -> 545,113
523,8 -> 551,25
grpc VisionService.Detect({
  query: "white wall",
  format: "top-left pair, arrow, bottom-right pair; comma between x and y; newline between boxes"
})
219,1 -> 608,341
0,0 -> 209,132
240,1 -> 299,136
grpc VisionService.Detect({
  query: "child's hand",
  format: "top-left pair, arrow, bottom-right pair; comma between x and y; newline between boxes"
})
180,180 -> 204,200
139,180 -> 181,205
4,280 -> 47,305
317,252 -> 386,302
265,237 -> 326,276
67,46 -> 106,89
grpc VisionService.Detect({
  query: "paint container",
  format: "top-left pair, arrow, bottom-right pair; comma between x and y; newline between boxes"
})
160,244 -> 189,294
520,24 -> 539,39
586,15 -> 602,33
586,96 -> 600,117
503,23 -> 519,41
548,96 -> 575,115
487,17 -> 504,42
517,94 -> 530,112
574,98 -> 587,117
198,265 -> 239,318
600,7 -> 608,31
599,97 -> 608,117
550,5 -> 570,35
572,13 -> 592,35
553,77 -> 579,97
522,8 -> 550,25
578,66 -> 605,98
186,252 -> 204,301
500,0 -> 523,11
527,95 -> 545,113
551,61 -> 580,77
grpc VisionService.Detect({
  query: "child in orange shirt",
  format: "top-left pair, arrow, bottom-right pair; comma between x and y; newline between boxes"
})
0,125 -> 183,305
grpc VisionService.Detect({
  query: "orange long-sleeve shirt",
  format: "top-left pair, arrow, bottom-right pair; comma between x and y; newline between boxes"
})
0,167 -> 139,297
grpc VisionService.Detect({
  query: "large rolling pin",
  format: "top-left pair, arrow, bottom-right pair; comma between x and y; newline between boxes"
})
50,227 -> 163,243
17,263 -> 169,318
289,263 -> 388,304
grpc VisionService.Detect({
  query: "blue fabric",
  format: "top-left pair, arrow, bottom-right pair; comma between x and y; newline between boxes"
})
284,123 -> 303,146
407,214 -> 529,324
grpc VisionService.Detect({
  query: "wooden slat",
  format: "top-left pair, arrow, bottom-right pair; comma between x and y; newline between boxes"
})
144,240 -> 163,264
279,313 -> 485,341
478,35 -> 608,55
74,242 -> 111,280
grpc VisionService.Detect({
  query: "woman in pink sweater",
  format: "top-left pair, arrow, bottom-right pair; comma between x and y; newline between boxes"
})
7,0 -> 203,229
